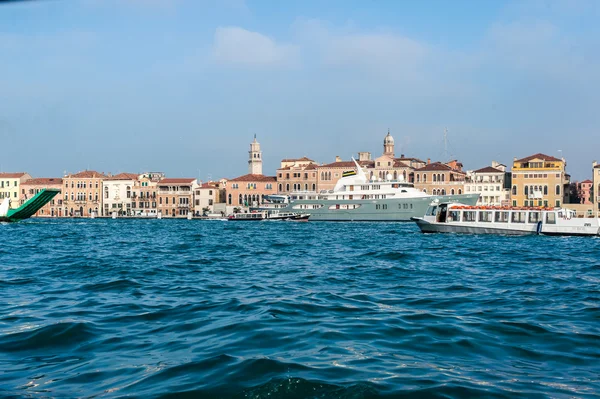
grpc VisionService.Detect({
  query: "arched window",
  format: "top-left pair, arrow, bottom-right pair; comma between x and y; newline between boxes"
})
304,184 -> 308,191
512,185 -> 517,195
458,189 -> 462,194
328,172 -> 332,180
278,184 -> 282,192
126,186 -> 131,198
433,174 -> 437,182
423,174 -> 427,182
320,172 -> 324,180
416,174 -> 420,183
556,185 -> 560,195
286,183 -> 290,191
312,183 -> 316,191
442,189 -> 446,195
451,189 -> 455,195
228,194 -> 232,205
441,174 -> 445,182
393,171 -> 397,180
238,194 -> 242,204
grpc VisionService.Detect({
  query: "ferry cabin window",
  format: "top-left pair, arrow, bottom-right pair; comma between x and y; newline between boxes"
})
463,211 -> 476,222
479,211 -> 492,222
447,210 -> 460,222
546,213 -> 556,224
426,206 -> 436,216
528,212 -> 541,223
495,211 -> 509,223
511,211 -> 527,223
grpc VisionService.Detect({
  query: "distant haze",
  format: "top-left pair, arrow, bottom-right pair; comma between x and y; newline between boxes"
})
1,0 -> 598,180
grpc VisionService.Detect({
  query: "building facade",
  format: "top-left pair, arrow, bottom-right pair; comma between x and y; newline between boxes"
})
465,162 -> 511,206
157,178 -> 197,217
510,153 -> 570,207
413,162 -> 466,195
20,178 -> 63,217
227,174 -> 276,207
131,172 -> 164,217
193,181 -> 224,215
276,157 -> 318,194
578,180 -> 593,205
593,162 -> 600,212
0,172 -> 32,209
102,173 -> 138,216
62,171 -> 106,217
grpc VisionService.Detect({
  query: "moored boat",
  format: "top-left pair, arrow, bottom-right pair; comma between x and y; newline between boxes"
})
273,159 -> 479,221
412,201 -> 600,236
228,211 -> 310,221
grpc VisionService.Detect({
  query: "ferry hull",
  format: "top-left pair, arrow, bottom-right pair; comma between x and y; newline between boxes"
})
281,194 -> 479,222
413,218 -> 535,235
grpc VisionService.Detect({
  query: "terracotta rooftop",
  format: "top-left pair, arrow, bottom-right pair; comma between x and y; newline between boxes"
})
107,173 -> 139,180
415,162 -> 453,172
159,178 -> 196,185
199,182 -> 219,189
67,170 -> 107,179
393,160 -> 410,168
0,172 -> 28,178
472,166 -> 505,174
397,157 -> 426,163
304,163 -> 317,170
229,174 -> 277,182
515,153 -> 562,163
22,178 -> 63,185
281,156 -> 315,162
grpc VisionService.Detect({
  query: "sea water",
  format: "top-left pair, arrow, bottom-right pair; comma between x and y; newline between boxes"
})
0,219 -> 599,398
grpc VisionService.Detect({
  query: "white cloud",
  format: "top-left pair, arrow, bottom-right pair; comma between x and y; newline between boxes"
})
213,27 -> 298,67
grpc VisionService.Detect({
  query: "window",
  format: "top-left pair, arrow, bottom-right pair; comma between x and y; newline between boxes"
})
528,212 -> 541,223
546,212 -> 556,224
447,210 -> 460,222
512,185 -> 517,195
463,211 -> 476,222
555,185 -> 560,196
495,211 -> 509,223
512,211 -> 526,223
479,211 -> 492,222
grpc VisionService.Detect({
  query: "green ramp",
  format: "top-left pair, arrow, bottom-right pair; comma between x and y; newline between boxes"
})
4,188 -> 61,222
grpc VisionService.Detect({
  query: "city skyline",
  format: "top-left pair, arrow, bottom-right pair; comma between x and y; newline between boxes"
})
1,0 -> 599,180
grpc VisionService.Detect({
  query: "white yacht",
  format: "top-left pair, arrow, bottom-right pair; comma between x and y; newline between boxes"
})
412,201 -> 600,236
273,160 -> 479,221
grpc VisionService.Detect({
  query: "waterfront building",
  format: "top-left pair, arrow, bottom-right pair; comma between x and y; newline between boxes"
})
131,172 -> 164,217
102,173 -> 138,216
464,161 -> 511,206
227,174 -> 276,207
62,171 -> 106,217
157,178 -> 198,217
0,172 -> 33,209
510,153 -> 570,207
193,181 -> 225,215
20,178 -> 63,217
593,162 -> 600,212
577,180 -> 593,205
276,157 -> 319,194
316,156 -> 374,192
413,161 -> 466,195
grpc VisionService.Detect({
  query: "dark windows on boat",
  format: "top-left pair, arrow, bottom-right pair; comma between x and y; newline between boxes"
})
495,211 -> 509,223
528,212 -> 541,223
479,211 -> 492,222
546,212 -> 556,224
447,210 -> 460,222
511,211 -> 527,223
463,211 -> 476,222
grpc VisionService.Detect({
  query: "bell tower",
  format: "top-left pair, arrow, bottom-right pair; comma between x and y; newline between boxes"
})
248,134 -> 263,175
383,129 -> 395,157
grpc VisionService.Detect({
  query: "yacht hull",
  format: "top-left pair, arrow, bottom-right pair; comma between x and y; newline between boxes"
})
413,218 -> 535,235
281,193 -> 479,222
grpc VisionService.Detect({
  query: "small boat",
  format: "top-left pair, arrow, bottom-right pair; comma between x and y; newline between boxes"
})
228,211 -> 310,221
411,201 -> 600,236
0,188 -> 61,222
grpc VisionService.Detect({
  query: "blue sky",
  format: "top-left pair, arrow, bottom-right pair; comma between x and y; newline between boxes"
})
1,0 -> 599,180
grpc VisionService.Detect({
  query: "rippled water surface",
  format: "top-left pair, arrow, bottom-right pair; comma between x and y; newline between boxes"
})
1,219 -> 599,398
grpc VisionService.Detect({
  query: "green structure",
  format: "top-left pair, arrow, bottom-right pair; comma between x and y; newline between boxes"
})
0,188 -> 60,222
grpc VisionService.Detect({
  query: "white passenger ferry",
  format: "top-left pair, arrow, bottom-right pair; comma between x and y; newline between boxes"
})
412,202 -> 600,236
272,160 -> 479,221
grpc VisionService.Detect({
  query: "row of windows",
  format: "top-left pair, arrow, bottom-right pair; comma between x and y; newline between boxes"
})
0,181 -> 18,188
279,183 -> 317,192
65,181 -> 100,189
64,192 -> 99,201
279,172 -> 315,179
512,185 -> 561,196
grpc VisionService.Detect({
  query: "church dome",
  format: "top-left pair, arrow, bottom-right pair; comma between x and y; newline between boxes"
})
384,131 -> 394,145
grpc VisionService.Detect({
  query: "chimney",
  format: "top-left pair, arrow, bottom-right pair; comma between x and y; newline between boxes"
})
335,155 -> 342,162
427,158 -> 431,165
